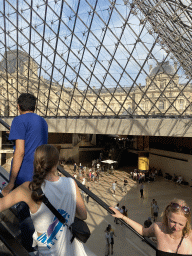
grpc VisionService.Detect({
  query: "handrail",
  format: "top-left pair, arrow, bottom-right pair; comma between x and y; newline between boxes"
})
0,222 -> 30,256
0,117 -> 157,251
57,165 -> 157,250
0,118 -> 11,130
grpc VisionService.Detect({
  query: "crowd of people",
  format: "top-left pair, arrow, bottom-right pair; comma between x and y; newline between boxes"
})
73,160 -> 103,183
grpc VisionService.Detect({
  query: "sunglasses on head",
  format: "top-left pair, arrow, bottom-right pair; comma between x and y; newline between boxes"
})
170,202 -> 190,214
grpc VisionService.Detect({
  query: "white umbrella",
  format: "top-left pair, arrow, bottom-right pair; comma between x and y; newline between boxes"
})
101,160 -> 117,164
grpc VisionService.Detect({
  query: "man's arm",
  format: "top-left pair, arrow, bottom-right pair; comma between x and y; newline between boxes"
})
2,139 -> 25,196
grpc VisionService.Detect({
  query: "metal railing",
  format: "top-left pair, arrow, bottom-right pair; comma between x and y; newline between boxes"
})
0,222 -> 30,256
0,117 -> 157,252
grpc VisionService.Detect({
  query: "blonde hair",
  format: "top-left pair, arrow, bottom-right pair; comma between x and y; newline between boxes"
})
162,198 -> 191,237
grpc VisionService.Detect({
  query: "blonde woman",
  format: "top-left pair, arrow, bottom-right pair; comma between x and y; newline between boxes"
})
110,199 -> 192,255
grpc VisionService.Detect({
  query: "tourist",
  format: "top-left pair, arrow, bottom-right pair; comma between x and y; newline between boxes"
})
82,177 -> 86,186
105,226 -> 111,256
0,145 -> 87,255
151,199 -> 156,218
153,201 -> 159,222
144,217 -> 152,228
88,170 -> 92,182
140,182 -> 144,199
110,198 -> 192,255
114,203 -> 120,224
112,181 -> 117,197
122,178 -> 128,193
2,93 -> 48,252
74,163 -> 77,172
177,175 -> 183,185
120,205 -> 128,225
86,187 -> 90,204
108,224 -> 116,255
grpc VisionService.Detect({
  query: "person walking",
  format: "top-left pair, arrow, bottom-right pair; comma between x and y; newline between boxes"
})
79,168 -> 82,180
86,187 -> 90,204
122,178 -> 128,193
96,170 -> 100,182
110,198 -> 192,255
89,170 -> 92,182
112,181 -> 117,197
108,224 -> 116,255
114,203 -> 120,224
82,177 -> 86,186
74,163 -> 77,172
105,226 -> 111,256
151,199 -> 156,218
120,205 -> 128,225
140,182 -> 144,199
153,200 -> 159,222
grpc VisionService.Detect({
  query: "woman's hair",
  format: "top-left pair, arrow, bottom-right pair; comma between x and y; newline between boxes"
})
105,226 -> 111,232
29,144 -> 59,203
162,198 -> 191,236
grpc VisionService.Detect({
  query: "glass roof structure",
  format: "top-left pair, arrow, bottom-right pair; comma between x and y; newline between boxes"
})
0,0 -> 191,118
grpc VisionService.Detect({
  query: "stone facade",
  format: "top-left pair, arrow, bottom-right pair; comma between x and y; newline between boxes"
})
0,51 -> 191,117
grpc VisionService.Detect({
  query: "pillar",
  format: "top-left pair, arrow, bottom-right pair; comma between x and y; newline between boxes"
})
72,134 -> 79,146
91,134 -> 96,145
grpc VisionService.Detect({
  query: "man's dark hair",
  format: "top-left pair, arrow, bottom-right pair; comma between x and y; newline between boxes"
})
17,93 -> 36,112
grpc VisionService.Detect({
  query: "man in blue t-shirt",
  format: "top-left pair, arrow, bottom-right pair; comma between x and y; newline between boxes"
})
2,93 -> 48,194
2,93 -> 48,252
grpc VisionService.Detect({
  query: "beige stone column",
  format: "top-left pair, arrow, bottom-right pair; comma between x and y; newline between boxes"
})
91,134 -> 96,145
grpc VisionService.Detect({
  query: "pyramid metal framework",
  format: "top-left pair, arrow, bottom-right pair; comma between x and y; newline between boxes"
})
0,0 -> 191,118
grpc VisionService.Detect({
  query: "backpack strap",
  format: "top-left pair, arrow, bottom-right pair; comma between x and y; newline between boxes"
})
36,188 -> 68,227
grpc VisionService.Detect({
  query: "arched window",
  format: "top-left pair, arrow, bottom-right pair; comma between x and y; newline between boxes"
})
140,103 -> 144,110
158,100 -> 164,110
179,99 -> 184,110
160,81 -> 164,89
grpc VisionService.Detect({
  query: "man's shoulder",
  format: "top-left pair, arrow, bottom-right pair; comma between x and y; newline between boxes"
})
25,113 -> 47,125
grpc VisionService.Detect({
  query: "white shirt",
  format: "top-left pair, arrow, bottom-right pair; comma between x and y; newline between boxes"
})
105,232 -> 111,244
30,177 -> 87,256
82,178 -> 86,186
153,204 -> 159,213
112,182 -> 116,190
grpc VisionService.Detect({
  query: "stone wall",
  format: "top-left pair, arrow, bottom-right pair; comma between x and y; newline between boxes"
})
149,148 -> 192,182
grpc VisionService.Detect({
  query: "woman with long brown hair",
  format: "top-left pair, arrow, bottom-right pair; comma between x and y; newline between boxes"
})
0,144 -> 87,255
110,199 -> 192,255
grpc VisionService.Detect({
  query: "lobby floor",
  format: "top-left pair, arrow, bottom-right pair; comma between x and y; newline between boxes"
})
1,163 -> 191,256
64,165 -> 192,256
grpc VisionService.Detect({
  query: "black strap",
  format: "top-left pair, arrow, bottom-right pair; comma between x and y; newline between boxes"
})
37,188 -> 68,227
176,235 -> 184,254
